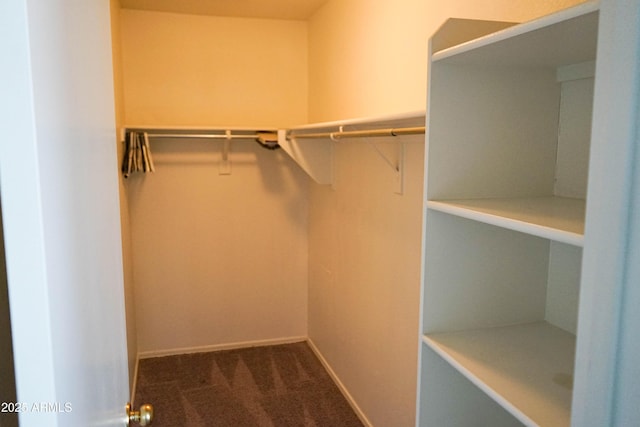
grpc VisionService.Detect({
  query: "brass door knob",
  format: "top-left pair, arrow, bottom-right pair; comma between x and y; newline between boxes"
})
126,402 -> 153,426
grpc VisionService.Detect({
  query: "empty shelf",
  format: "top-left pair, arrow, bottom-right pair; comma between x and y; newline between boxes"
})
423,321 -> 576,427
427,197 -> 585,246
432,2 -> 599,68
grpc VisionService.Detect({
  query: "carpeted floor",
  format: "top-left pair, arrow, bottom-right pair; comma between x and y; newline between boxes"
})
133,341 -> 364,427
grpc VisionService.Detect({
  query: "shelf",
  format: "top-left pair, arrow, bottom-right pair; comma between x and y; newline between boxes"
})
427,197 -> 585,246
433,1 -> 599,67
280,110 -> 425,187
289,110 -> 425,131
423,322 -> 576,427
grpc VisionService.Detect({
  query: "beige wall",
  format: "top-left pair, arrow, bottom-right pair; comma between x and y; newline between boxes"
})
308,0 -> 585,122
126,142 -> 309,354
118,9 -> 310,355
119,9 -> 308,128
308,134 -> 425,426
306,1 -> 585,426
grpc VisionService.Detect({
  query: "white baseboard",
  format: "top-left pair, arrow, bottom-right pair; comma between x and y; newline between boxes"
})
307,338 -> 373,427
137,335 -> 307,359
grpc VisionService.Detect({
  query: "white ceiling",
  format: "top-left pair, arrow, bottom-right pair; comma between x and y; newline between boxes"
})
119,0 -> 329,20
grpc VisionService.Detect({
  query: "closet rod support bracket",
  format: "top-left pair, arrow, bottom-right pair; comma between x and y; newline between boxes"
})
219,130 -> 232,175
367,140 -> 405,195
395,141 -> 405,195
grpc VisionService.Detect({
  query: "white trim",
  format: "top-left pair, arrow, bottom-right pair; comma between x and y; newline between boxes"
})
137,336 -> 307,359
130,355 -> 140,404
307,339 -> 373,427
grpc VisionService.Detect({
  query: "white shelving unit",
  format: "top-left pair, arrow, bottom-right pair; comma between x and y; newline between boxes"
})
417,2 -> 599,426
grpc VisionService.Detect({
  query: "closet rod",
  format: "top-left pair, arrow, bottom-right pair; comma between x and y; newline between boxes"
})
288,126 -> 425,140
136,133 -> 276,140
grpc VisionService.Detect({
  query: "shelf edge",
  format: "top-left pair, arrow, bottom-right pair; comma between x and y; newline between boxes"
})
422,334 -> 538,427
427,200 -> 584,247
432,0 -> 600,63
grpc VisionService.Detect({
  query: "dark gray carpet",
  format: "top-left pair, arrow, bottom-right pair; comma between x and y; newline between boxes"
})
134,342 -> 364,427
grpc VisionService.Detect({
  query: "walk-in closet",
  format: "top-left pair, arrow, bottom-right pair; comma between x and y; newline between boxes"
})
2,0 -> 638,426
109,0 -> 636,425
112,1 -> 431,425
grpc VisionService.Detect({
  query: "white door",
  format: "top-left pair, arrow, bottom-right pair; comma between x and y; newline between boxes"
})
0,1 -> 130,426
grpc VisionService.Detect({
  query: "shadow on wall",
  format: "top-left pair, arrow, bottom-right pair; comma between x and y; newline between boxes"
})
254,145 -> 310,234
